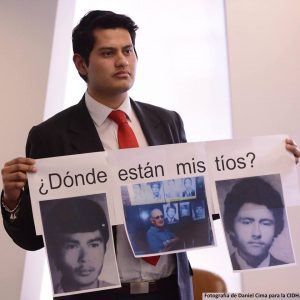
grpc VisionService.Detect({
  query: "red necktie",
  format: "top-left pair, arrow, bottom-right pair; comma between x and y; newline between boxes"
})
109,110 -> 160,266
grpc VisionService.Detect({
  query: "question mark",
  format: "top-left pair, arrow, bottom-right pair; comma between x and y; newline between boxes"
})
246,152 -> 256,167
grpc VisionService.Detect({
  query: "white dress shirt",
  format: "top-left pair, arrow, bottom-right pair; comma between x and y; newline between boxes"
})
85,92 -> 176,282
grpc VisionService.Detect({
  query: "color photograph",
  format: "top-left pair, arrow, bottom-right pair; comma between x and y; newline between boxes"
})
122,176 -> 214,255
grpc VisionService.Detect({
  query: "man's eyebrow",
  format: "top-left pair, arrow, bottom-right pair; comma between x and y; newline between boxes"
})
97,44 -> 134,51
238,217 -> 254,221
123,44 -> 134,49
96,47 -> 115,52
62,238 -> 79,244
259,218 -> 275,223
87,237 -> 103,243
61,237 -> 103,244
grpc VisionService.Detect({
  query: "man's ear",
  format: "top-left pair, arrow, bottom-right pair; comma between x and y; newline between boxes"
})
73,54 -> 88,77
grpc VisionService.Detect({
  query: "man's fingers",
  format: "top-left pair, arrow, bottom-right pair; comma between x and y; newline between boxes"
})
3,171 -> 28,184
3,181 -> 26,190
2,163 -> 36,175
4,157 -> 35,167
2,158 -> 36,176
1,158 -> 35,206
285,138 -> 300,164
2,172 -> 28,198
1,157 -> 36,204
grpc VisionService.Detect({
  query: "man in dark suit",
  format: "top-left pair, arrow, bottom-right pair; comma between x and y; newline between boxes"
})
1,10 -> 192,300
164,204 -> 179,224
182,178 -> 196,198
223,176 -> 289,270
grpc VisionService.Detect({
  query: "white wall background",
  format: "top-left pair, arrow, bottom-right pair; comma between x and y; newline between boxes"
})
0,1 -> 58,299
225,0 -> 300,292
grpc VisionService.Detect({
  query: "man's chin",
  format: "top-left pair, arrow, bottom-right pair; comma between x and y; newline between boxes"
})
75,278 -> 99,290
112,81 -> 134,92
241,251 -> 269,267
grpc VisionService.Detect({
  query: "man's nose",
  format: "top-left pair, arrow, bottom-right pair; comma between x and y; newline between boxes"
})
115,52 -> 129,68
78,246 -> 88,262
251,222 -> 262,238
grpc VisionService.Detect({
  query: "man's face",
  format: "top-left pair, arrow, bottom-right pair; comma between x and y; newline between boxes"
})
57,230 -> 105,291
151,209 -> 165,228
184,179 -> 192,189
181,204 -> 189,216
232,203 -> 276,264
167,207 -> 176,218
80,28 -> 137,103
151,184 -> 160,197
194,206 -> 203,218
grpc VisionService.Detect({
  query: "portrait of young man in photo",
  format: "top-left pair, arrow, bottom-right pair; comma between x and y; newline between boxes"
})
40,196 -> 119,295
218,176 -> 294,270
164,203 -> 179,224
182,178 -> 196,198
149,182 -> 164,201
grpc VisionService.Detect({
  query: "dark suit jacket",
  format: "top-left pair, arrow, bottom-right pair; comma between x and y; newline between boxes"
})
231,252 -> 287,270
182,189 -> 196,197
2,96 -> 193,300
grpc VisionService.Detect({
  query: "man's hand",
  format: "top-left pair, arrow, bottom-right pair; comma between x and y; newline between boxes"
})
285,138 -> 300,164
1,157 -> 36,209
161,237 -> 180,252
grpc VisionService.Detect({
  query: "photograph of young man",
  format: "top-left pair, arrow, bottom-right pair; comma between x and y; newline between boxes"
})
182,178 -> 196,198
221,176 -> 293,270
149,182 -> 164,201
40,196 -> 117,294
192,202 -> 205,221
164,204 -> 179,224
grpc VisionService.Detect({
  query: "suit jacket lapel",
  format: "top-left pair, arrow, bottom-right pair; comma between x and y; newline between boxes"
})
131,99 -> 164,146
68,97 -> 105,153
67,97 -> 167,154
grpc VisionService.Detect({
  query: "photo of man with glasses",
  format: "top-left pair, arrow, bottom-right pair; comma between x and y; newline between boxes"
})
146,208 -> 179,253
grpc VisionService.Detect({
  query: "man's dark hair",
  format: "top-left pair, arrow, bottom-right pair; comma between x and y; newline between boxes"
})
192,201 -> 204,212
223,176 -> 284,242
149,181 -> 161,189
72,10 -> 138,81
43,196 -> 109,262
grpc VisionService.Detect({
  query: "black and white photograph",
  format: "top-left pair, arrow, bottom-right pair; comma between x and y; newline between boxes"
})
126,177 -> 198,206
163,203 -> 179,224
191,200 -> 206,221
121,176 -> 214,256
39,194 -> 120,296
216,174 -> 295,271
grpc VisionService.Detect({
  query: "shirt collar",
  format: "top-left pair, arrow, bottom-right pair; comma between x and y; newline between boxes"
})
235,251 -> 271,269
85,91 -> 133,127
